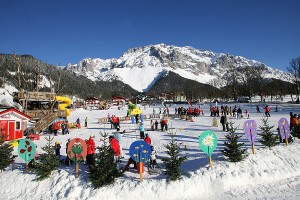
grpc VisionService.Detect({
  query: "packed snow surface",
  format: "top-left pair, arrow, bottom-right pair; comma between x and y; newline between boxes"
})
1,103 -> 300,200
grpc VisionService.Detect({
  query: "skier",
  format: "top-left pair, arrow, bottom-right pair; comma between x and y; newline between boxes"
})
114,128 -> 125,158
161,118 -> 168,131
61,121 -> 67,135
65,139 -> 71,166
53,122 -> 59,136
144,133 -> 151,145
264,105 -> 271,117
86,134 -> 96,165
76,118 -> 81,129
65,121 -> 70,134
220,113 -> 226,131
149,145 -> 157,169
154,120 -> 159,130
139,122 -> 145,139
150,120 -> 154,131
85,117 -> 88,127
135,114 -> 139,124
123,157 -> 137,171
290,114 -> 299,130
256,105 -> 260,113
109,136 -> 120,162
55,141 -> 61,159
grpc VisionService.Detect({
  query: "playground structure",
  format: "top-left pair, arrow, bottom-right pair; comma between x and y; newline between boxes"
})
56,96 -> 71,116
127,102 -> 142,116
17,91 -> 71,133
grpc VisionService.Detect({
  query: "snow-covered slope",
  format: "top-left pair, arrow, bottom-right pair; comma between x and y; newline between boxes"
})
64,44 -> 292,92
1,103 -> 300,200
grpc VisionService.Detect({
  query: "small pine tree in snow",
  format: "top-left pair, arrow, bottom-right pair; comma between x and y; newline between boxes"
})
0,132 -> 13,171
89,131 -> 122,188
221,122 -> 247,162
259,117 -> 279,149
162,128 -> 187,181
32,136 -> 60,180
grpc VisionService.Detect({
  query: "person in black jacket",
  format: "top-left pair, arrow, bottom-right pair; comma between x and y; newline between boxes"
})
220,113 -> 226,131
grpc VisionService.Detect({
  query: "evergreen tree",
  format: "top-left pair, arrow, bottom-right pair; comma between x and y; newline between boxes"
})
221,122 -> 247,162
32,136 -> 60,180
89,131 -> 122,188
0,132 -> 13,171
259,118 -> 279,149
162,129 -> 187,181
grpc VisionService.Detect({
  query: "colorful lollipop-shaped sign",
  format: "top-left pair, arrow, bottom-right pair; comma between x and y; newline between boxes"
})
129,141 -> 151,163
129,141 -> 151,182
18,139 -> 36,172
67,138 -> 87,162
199,130 -> 218,168
67,138 -> 87,177
243,120 -> 257,154
278,118 -> 290,146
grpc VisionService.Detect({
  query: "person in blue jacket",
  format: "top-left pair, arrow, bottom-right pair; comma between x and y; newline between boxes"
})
139,122 -> 145,139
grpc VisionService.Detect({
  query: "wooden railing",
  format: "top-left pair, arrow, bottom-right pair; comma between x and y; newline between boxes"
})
25,110 -> 67,133
34,114 -> 59,133
25,110 -> 67,119
97,114 -> 191,123
18,92 -> 56,101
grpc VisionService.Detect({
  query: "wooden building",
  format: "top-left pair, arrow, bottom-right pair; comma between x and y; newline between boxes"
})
0,108 -> 31,141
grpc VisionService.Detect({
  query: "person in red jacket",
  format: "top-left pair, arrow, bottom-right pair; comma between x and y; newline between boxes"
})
86,134 -> 96,165
109,136 -> 120,162
53,122 -> 59,136
144,133 -> 151,145
264,105 -> 271,117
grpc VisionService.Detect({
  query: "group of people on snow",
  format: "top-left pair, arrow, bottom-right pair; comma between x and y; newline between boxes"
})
61,123 -> 158,171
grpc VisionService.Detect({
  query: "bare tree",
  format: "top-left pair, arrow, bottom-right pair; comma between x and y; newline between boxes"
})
238,64 -> 267,100
287,57 -> 300,101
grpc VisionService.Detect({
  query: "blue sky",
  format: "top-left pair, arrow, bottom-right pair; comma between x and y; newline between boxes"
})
1,0 -> 299,71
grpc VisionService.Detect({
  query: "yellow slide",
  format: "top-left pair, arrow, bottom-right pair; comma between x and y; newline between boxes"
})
56,96 -> 71,116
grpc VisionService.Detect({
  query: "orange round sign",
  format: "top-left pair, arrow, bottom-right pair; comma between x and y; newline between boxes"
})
67,138 -> 87,162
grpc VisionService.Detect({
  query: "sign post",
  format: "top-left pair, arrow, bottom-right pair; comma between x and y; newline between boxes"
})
129,141 -> 151,182
278,118 -> 290,146
199,130 -> 218,169
243,120 -> 257,154
18,139 -> 36,172
67,138 -> 87,177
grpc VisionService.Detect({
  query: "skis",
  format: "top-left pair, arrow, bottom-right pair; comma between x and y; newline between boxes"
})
147,164 -> 162,175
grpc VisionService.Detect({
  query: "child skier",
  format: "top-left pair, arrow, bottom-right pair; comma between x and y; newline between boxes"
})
144,133 -> 151,145
150,145 -> 157,169
76,118 -> 81,129
139,122 -> 145,139
65,139 -> 71,166
55,141 -> 61,159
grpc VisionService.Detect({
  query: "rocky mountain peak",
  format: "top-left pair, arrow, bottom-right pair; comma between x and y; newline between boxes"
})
64,44 -> 292,92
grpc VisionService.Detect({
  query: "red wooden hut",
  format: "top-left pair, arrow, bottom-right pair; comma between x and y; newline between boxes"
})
0,108 -> 31,141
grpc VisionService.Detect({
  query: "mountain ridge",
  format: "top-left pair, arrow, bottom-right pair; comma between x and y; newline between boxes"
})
64,44 -> 292,92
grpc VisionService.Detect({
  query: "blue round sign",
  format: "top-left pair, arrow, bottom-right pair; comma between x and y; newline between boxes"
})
129,141 -> 151,163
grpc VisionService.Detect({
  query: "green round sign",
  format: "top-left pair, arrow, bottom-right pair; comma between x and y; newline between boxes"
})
199,130 -> 218,156
18,139 -> 36,163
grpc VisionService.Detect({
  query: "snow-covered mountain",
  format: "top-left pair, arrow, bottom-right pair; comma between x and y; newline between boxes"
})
64,44 -> 292,92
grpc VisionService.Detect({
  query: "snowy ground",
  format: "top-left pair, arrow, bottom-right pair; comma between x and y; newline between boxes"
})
1,102 -> 300,200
